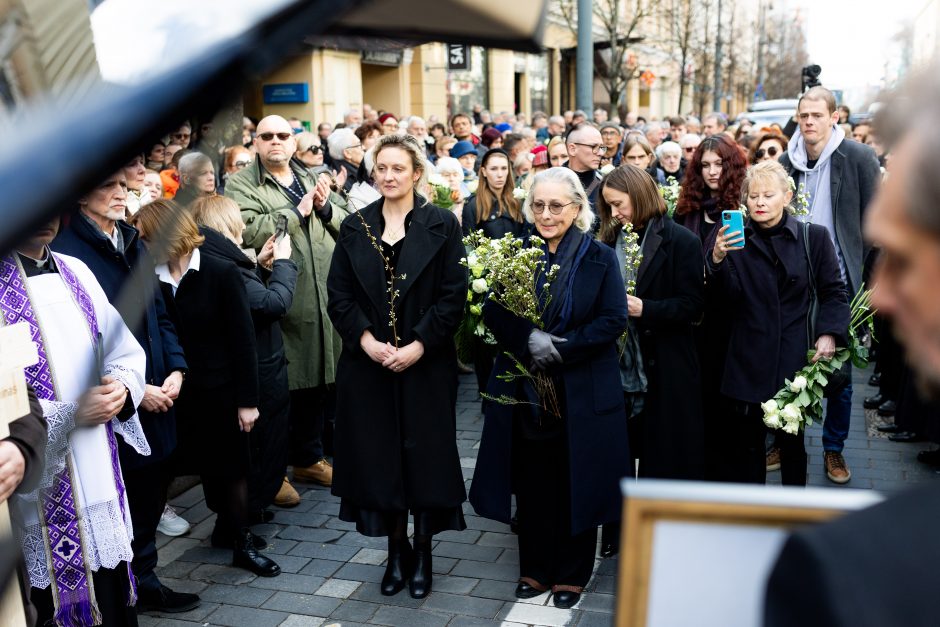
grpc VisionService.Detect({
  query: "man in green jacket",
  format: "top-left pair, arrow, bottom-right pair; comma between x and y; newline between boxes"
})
225,115 -> 348,501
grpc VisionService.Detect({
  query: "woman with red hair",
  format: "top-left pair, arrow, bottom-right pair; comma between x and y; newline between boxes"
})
674,134 -> 748,252
674,134 -> 748,482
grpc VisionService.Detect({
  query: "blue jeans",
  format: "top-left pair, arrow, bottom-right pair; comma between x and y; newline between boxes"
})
823,381 -> 852,452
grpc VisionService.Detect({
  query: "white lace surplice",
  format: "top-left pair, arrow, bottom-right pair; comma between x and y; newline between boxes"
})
13,254 -> 149,589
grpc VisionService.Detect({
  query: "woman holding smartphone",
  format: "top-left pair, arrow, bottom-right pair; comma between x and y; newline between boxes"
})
706,161 -> 849,485
673,134 -> 747,480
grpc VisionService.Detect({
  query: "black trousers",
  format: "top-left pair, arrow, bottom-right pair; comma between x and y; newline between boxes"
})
32,564 -> 138,627
122,460 -> 170,592
515,433 -> 596,589
203,474 -> 248,541
718,398 -> 807,486
288,386 -> 334,467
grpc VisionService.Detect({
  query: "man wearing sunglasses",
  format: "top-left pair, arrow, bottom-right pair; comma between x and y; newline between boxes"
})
225,115 -> 350,498
169,122 -> 192,149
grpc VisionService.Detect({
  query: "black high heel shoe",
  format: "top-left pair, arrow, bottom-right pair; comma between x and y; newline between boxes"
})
381,538 -> 413,596
409,535 -> 433,599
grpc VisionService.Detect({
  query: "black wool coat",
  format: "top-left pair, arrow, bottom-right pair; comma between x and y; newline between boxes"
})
52,214 -> 187,468
705,213 -> 849,404
199,227 -> 297,508
161,250 -> 259,474
460,196 -> 530,240
629,216 -> 706,479
326,197 -> 468,511
765,482 -> 940,627
469,238 -> 631,536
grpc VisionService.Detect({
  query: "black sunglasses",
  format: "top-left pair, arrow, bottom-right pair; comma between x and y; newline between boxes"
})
306,145 -> 322,154
258,132 -> 293,141
756,146 -> 780,159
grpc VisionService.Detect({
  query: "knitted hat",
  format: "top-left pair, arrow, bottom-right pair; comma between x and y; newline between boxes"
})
378,113 -> 397,125
495,122 -> 513,133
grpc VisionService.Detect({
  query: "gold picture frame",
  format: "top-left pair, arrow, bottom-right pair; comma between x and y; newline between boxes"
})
615,480 -> 883,627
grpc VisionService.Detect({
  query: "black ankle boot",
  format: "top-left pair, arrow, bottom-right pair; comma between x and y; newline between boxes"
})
233,529 -> 281,577
381,538 -> 413,596
409,535 -> 432,599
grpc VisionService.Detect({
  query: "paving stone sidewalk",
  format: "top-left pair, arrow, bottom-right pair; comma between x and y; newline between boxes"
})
141,368 -> 938,627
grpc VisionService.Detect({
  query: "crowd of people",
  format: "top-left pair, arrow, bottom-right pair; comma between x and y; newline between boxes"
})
3,78 -> 917,625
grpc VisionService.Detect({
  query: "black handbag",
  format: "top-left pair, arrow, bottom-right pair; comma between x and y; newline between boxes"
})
802,221 -> 851,397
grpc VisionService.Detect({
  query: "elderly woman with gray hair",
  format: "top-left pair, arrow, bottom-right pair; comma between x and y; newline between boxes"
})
327,127 -> 364,192
173,151 -> 217,208
655,140 -> 685,182
469,167 -> 630,609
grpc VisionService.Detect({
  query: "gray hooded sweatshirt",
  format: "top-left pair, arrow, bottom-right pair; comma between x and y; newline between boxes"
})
786,124 -> 846,280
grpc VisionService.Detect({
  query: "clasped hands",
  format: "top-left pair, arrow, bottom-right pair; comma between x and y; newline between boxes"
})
360,330 -> 424,373
140,371 -> 184,414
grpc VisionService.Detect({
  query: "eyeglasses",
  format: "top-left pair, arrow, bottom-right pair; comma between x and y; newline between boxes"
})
258,132 -> 293,141
306,145 -> 322,154
233,160 -> 251,168
756,146 -> 780,159
572,142 -> 607,155
531,200 -> 577,215
348,143 -> 363,150
173,132 -> 191,140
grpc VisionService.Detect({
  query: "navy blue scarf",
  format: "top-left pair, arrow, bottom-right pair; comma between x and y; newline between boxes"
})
536,227 -> 591,334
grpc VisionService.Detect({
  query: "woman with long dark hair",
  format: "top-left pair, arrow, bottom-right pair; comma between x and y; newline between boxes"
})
674,134 -> 748,481
674,134 -> 748,250
461,148 -> 529,394
327,134 -> 468,600
595,165 -> 704,556
461,148 -> 526,239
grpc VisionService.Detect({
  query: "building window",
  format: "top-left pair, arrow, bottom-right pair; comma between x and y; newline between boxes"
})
527,52 -> 550,114
447,46 -> 488,118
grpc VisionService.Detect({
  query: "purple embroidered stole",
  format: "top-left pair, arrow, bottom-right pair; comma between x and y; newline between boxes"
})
0,253 -> 137,626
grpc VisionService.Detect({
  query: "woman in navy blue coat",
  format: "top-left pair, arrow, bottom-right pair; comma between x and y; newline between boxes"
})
707,161 -> 849,486
469,167 -> 630,610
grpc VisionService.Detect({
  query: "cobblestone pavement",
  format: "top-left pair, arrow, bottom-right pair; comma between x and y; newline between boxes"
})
141,368 -> 938,627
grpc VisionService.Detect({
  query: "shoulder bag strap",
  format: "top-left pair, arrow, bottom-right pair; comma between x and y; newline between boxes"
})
803,221 -> 819,347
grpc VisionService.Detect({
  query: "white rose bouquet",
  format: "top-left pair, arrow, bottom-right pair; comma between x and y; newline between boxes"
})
461,230 -> 562,419
763,288 -> 876,433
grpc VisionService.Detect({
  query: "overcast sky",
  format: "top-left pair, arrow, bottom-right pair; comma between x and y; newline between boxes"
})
797,0 -> 926,89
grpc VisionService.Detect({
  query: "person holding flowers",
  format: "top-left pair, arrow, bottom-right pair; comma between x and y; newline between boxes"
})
469,167 -> 630,609
326,134 -> 468,600
595,164 -> 705,557
706,160 -> 849,485
461,148 -> 530,394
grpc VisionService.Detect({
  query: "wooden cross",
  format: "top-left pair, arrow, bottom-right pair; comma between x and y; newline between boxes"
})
0,322 -> 39,627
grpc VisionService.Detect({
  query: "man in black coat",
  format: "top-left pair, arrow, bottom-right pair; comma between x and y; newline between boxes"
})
778,87 -> 882,485
51,173 -> 196,614
765,64 -> 940,627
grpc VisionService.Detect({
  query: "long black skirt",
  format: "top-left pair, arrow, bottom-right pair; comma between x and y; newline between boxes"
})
338,501 -> 466,537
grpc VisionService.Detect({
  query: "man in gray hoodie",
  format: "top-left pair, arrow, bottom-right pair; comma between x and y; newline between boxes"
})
779,87 -> 882,484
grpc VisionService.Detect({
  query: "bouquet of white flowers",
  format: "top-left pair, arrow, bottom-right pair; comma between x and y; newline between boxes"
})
763,288 -> 876,433
789,177 -> 811,217
659,176 -> 680,218
461,230 -> 562,419
455,240 -> 497,362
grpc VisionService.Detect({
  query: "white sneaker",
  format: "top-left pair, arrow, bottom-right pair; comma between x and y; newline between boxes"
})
157,505 -> 191,537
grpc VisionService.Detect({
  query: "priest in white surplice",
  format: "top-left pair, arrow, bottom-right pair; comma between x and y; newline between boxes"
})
1,216 -> 148,627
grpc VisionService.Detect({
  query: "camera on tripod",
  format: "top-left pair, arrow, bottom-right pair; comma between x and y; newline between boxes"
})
802,65 -> 822,92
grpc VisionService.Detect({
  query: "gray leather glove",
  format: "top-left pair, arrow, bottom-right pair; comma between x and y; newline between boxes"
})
528,329 -> 567,370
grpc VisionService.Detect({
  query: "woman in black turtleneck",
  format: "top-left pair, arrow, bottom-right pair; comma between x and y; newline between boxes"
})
706,161 -> 848,486
595,164 -> 705,558
672,135 -> 748,481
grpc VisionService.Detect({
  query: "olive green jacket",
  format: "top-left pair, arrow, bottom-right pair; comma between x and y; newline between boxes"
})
225,158 -> 348,389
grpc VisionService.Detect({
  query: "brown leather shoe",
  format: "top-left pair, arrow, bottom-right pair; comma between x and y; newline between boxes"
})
273,477 -> 301,507
293,460 -> 333,486
766,447 -> 781,472
824,451 -> 851,484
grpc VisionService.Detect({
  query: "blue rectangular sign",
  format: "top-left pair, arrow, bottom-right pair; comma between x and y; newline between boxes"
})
263,83 -> 310,104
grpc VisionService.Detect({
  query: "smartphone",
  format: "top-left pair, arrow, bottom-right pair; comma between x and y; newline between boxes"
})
721,210 -> 745,248
275,214 -> 288,242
